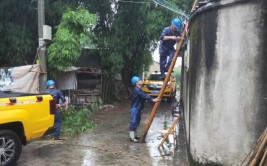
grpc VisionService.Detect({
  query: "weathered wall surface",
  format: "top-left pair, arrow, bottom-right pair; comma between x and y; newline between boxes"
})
183,0 -> 267,165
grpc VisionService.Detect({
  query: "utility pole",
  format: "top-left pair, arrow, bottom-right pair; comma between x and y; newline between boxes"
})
38,0 -> 47,92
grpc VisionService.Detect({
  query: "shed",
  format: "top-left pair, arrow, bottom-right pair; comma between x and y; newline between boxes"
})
55,66 -> 102,106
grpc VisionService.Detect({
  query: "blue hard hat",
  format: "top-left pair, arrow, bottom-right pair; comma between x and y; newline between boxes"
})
171,18 -> 181,30
131,76 -> 141,86
46,80 -> 55,87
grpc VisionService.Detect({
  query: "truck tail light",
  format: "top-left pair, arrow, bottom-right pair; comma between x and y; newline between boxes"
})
49,99 -> 56,115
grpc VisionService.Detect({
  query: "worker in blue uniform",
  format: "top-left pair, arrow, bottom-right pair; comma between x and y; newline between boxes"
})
129,76 -> 161,143
45,80 -> 68,140
159,18 -> 182,79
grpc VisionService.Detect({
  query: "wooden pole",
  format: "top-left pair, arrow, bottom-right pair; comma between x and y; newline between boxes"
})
250,130 -> 267,166
158,117 -> 180,149
259,147 -> 267,166
190,0 -> 199,14
140,26 -> 187,143
257,127 -> 267,143
243,127 -> 267,165
140,0 -> 199,143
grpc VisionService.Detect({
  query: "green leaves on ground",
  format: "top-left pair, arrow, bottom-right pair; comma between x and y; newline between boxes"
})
61,98 -> 103,136
61,106 -> 94,136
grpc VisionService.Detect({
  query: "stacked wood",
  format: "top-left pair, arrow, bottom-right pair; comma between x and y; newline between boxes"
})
242,127 -> 267,166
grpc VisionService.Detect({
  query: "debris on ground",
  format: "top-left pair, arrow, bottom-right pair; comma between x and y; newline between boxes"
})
99,104 -> 115,111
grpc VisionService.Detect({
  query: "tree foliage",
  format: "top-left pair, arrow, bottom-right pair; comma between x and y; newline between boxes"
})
87,0 -> 192,103
0,0 -> 37,66
0,0 -> 92,67
0,0 -> 194,103
47,7 -> 97,72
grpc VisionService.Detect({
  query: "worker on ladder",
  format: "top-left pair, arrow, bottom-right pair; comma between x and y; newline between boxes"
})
159,18 -> 182,80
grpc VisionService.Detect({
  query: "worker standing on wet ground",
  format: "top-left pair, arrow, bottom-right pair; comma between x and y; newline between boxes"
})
129,76 -> 161,143
45,80 -> 68,140
159,18 -> 182,80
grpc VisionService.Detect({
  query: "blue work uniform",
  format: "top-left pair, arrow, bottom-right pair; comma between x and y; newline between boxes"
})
45,88 -> 66,138
129,86 -> 153,131
159,26 -> 181,78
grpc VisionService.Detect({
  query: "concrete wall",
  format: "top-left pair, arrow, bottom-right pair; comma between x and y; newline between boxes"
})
183,0 -> 267,165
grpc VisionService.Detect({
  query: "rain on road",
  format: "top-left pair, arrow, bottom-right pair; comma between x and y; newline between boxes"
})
16,94 -> 188,166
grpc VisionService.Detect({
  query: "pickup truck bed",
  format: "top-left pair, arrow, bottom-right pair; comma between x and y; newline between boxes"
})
0,90 -> 56,166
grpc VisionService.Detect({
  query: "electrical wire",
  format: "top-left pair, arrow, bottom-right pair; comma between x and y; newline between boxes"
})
116,0 -> 150,4
111,0 -> 189,19
152,0 -> 189,19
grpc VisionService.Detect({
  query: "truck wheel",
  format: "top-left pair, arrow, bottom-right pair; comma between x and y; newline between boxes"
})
0,130 -> 22,166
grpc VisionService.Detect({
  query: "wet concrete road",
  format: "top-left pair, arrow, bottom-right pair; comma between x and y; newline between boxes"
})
16,96 -> 189,166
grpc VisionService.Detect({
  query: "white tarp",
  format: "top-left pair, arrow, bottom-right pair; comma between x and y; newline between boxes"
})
56,71 -> 77,90
0,64 -> 40,93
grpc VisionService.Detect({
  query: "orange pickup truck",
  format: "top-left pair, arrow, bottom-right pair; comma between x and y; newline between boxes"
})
142,71 -> 176,102
0,90 -> 56,166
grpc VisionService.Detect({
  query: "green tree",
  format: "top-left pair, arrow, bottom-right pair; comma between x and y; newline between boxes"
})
0,0 -> 37,66
0,0 -> 91,67
0,0 -> 193,104
87,0 -> 191,103
47,7 -> 97,72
